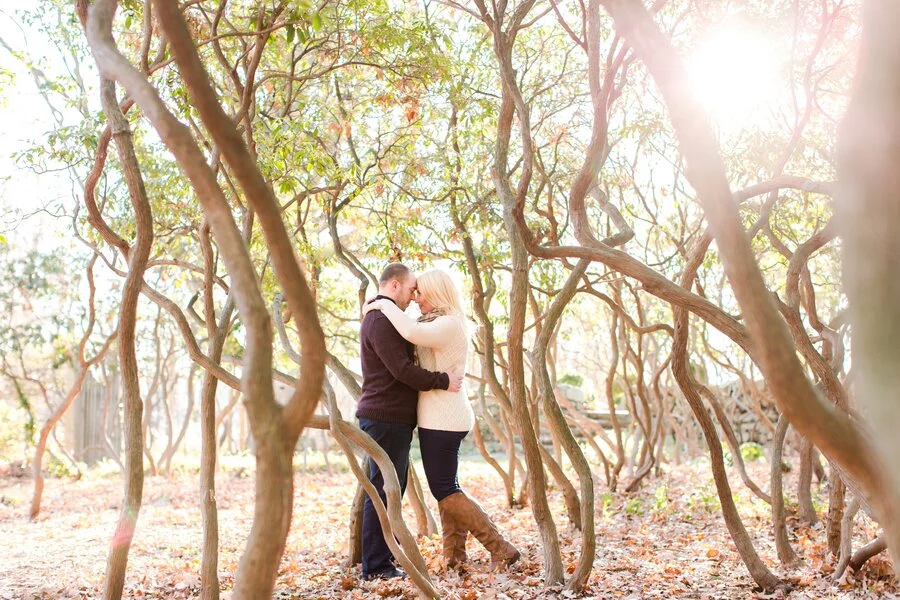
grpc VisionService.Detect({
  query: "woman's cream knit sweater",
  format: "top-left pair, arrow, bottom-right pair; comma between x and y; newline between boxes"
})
376,302 -> 475,432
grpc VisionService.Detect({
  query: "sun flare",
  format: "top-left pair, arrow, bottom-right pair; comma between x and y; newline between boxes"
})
688,24 -> 782,131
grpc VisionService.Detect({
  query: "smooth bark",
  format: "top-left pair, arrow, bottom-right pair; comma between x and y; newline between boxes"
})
836,0 -> 900,575
87,39 -> 156,599
771,417 -> 801,567
533,259 -> 595,591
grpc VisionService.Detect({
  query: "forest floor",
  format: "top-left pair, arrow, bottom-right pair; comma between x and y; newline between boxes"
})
0,453 -> 896,599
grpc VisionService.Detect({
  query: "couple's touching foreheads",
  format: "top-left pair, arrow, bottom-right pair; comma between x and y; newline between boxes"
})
354,263 -> 519,581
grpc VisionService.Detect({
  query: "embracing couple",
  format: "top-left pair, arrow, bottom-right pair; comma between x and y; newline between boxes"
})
355,263 -> 520,580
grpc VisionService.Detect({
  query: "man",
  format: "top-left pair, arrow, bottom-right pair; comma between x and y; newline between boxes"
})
356,262 -> 463,580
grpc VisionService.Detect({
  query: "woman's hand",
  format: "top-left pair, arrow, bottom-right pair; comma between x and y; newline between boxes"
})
361,299 -> 385,317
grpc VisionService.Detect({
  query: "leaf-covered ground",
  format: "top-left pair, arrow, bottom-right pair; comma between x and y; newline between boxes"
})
0,455 -> 895,599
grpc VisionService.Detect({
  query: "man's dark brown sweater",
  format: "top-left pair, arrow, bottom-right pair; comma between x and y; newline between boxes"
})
356,296 -> 449,425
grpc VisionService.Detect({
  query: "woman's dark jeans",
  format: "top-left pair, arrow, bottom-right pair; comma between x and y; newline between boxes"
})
359,417 -> 414,577
418,427 -> 468,502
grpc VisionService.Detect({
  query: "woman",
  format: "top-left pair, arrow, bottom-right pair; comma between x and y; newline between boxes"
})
363,269 -> 520,570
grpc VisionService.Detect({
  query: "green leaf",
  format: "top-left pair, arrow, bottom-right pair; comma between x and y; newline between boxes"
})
286,24 -> 295,44
311,12 -> 322,32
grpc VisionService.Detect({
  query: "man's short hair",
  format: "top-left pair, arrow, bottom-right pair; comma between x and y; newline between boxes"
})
379,262 -> 411,286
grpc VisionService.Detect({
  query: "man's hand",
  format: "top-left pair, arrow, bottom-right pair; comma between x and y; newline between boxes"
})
446,367 -> 464,392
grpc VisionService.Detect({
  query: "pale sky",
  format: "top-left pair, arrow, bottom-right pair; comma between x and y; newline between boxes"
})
0,2 -> 84,247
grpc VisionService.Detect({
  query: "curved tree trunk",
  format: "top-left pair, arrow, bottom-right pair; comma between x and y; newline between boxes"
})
771,416 -> 800,567
672,309 -> 781,591
71,12 -> 159,592
31,256 -> 115,519
826,470 -> 846,556
481,401 -> 521,506
502,204 -> 563,583
535,440 -> 582,530
534,259 -> 596,591
670,229 -> 781,590
600,0 -> 898,567
31,352 -> 104,519
88,3 -> 328,597
797,438 -> 818,525
322,382 -> 436,597
850,533 -> 886,572
836,0 -> 900,575
84,14 -> 270,597
554,389 -> 613,485
833,496 -> 861,581
492,83 -> 563,580
472,415 -> 516,507
99,68 -> 155,599
407,464 -> 438,537
605,316 -> 626,490
344,481 -> 365,568
696,382 -> 771,505
473,0 -> 565,580
197,222 -> 238,600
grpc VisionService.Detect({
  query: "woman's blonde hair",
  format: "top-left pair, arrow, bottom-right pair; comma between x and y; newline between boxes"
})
417,269 -> 465,316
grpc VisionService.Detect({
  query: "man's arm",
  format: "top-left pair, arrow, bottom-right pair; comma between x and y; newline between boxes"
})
369,314 -> 450,391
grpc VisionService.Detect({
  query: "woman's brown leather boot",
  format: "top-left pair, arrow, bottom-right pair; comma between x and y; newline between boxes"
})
438,492 -> 520,569
438,500 -> 468,568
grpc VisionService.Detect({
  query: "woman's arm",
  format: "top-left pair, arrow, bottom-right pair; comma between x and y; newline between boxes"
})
375,301 -> 457,348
